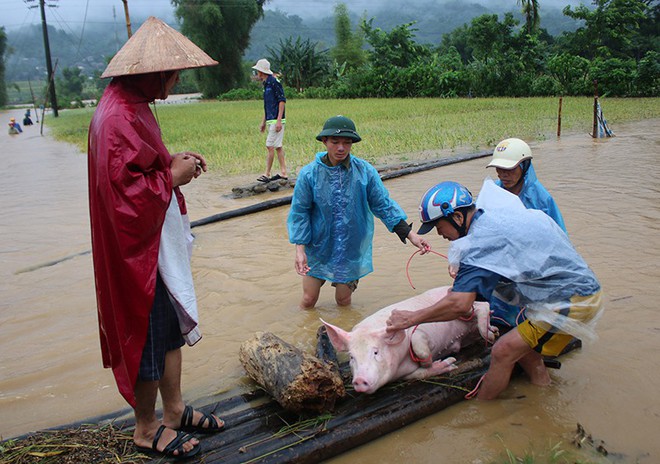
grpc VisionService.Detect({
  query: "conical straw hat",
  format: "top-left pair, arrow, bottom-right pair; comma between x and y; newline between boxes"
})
101,16 -> 218,78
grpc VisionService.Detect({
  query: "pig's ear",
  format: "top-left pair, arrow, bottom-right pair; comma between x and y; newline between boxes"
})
320,318 -> 351,352
382,329 -> 406,346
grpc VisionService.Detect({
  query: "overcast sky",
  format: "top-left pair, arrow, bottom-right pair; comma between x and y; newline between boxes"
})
0,0 -> 582,31
0,0 -> 176,31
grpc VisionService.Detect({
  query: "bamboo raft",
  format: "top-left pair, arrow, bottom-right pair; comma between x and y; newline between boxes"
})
142,327 -> 494,463
5,326 -> 577,463
149,327 -> 576,464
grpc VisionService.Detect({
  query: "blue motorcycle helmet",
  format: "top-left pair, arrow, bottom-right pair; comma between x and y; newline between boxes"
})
417,181 -> 474,236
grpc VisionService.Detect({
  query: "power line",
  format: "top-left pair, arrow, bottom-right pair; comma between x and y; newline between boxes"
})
76,0 -> 90,56
48,3 -> 98,60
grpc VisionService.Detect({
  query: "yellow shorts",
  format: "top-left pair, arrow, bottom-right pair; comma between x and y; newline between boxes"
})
517,291 -> 602,357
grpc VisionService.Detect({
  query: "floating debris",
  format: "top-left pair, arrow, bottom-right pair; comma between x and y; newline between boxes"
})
0,424 -> 148,464
572,422 -> 608,456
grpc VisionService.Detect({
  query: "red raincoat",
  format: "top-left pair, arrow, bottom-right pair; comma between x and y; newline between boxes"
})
88,77 -> 186,407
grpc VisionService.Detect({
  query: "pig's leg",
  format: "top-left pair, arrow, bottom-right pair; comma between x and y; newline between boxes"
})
410,330 -> 433,368
402,357 -> 458,380
474,304 -> 498,343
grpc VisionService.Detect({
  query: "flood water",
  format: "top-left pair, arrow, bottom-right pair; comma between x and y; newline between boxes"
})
1,109 -> 659,463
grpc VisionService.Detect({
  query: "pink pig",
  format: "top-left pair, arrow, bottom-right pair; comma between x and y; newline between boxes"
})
321,286 -> 496,394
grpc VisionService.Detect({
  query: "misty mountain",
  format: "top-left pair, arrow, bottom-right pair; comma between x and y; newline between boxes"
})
4,22 -> 125,83
261,0 -> 583,20
246,0 -> 584,60
4,1 -> 585,82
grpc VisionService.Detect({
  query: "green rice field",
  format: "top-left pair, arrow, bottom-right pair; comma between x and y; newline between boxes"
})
46,97 -> 659,176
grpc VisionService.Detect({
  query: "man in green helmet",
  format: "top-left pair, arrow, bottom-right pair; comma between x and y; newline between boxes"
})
287,115 -> 430,309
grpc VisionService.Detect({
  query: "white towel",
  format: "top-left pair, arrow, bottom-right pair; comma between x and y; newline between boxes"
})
158,193 -> 202,346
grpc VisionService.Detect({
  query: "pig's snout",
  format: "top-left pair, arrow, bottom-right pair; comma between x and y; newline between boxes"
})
352,377 -> 375,394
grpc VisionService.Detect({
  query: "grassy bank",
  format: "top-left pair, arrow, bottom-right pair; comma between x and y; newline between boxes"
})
47,97 -> 659,176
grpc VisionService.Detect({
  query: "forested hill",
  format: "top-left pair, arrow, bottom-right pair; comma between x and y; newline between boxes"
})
3,1 -> 584,82
245,1 -> 584,61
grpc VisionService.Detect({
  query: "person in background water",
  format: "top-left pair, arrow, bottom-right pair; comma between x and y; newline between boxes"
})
252,58 -> 288,183
87,17 -> 223,460
386,179 -> 603,400
8,117 -> 22,134
287,115 -> 431,309
484,138 -> 567,331
23,109 -> 34,126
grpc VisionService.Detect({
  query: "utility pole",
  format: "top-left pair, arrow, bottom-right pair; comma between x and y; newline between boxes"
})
26,0 -> 58,117
39,0 -> 58,116
121,0 -> 132,38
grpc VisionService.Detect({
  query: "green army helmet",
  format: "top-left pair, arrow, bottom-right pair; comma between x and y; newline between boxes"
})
316,115 -> 362,143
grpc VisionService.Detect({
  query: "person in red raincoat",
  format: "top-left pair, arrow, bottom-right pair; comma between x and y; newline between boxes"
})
88,17 -> 222,459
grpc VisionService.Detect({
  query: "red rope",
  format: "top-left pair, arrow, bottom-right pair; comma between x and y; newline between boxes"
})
408,325 -> 433,364
406,249 -> 448,289
459,306 -> 475,321
464,373 -> 486,399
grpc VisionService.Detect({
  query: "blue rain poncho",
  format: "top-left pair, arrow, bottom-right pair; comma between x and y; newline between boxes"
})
288,152 -> 406,283
449,179 -> 603,341
496,162 -> 566,232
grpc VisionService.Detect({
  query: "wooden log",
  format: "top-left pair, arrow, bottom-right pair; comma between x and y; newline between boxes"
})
239,332 -> 346,414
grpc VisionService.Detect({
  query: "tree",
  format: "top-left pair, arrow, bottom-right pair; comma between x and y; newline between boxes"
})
590,57 -> 637,95
0,27 -> 7,106
634,50 -> 660,96
631,0 -> 659,61
172,0 -> 266,97
56,66 -> 86,108
331,3 -> 366,70
361,20 -> 431,69
439,24 -> 474,64
267,37 -> 330,91
561,0 -> 649,59
546,52 -> 591,95
466,13 -> 518,63
518,0 -> 541,34
440,13 -> 545,96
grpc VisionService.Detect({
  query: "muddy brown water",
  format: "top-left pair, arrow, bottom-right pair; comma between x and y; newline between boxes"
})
1,109 -> 658,463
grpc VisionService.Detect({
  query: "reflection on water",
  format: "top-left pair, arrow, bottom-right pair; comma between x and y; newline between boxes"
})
1,113 -> 658,463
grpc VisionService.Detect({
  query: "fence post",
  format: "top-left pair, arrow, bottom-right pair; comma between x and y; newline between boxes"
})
592,80 -> 598,138
557,96 -> 563,137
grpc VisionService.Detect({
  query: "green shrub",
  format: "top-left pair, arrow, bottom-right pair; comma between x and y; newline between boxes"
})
590,58 -> 637,97
217,88 -> 261,101
300,86 -> 337,99
634,51 -> 660,97
530,75 -> 562,96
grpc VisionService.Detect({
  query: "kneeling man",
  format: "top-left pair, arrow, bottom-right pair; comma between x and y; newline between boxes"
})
386,179 -> 602,399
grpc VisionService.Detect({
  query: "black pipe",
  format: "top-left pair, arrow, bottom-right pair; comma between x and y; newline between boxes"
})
190,150 -> 492,229
191,196 -> 292,228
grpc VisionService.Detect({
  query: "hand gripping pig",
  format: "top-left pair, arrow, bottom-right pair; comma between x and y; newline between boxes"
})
321,286 -> 496,394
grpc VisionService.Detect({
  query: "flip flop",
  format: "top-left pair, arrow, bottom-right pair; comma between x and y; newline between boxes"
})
180,404 -> 225,434
270,174 -> 288,181
135,424 -> 201,461
257,175 -> 270,183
